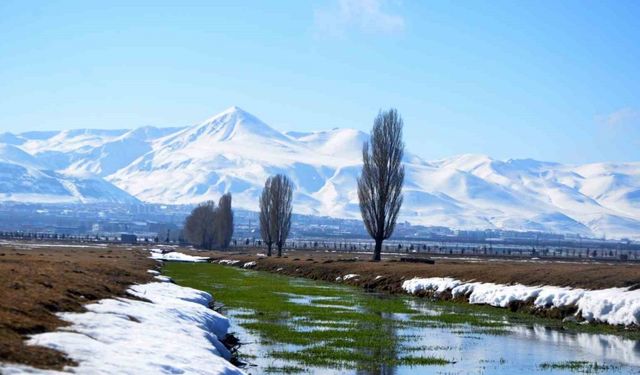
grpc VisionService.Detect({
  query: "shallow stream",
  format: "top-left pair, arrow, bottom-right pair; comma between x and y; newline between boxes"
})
164,263 -> 640,374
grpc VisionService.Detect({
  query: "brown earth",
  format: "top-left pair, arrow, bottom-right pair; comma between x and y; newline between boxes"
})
0,242 -> 155,370
188,248 -> 640,292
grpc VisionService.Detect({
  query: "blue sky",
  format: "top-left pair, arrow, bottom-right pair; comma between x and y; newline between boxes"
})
1,0 -> 639,163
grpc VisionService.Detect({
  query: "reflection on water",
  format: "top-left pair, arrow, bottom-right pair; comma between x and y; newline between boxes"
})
234,283 -> 640,374
510,325 -> 640,367
254,294 -> 640,375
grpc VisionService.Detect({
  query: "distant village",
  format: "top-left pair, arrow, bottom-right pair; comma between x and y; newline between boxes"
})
0,203 -> 637,259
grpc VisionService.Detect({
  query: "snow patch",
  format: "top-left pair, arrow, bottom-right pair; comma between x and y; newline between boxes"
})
403,277 -> 640,326
153,275 -> 172,282
242,261 -> 257,269
218,259 -> 241,265
402,277 -> 462,294
8,281 -> 243,374
150,251 -> 209,262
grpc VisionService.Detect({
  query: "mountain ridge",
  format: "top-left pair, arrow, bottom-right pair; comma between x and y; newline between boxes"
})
1,106 -> 639,239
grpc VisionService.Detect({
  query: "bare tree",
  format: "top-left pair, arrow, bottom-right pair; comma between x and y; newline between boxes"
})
216,193 -> 234,249
259,174 -> 293,257
259,179 -> 274,256
271,174 -> 293,257
184,201 -> 217,249
357,108 -> 405,261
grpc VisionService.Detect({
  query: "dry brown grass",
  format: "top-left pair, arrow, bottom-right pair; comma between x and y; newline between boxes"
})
0,242 -> 155,370
192,248 -> 640,292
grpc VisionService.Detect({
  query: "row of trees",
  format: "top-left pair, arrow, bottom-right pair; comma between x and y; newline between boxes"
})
184,193 -> 234,249
184,108 -> 404,261
254,108 -> 404,261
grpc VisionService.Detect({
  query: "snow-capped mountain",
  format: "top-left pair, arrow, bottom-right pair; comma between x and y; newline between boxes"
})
1,106 -> 639,239
16,126 -> 183,176
0,144 -> 138,204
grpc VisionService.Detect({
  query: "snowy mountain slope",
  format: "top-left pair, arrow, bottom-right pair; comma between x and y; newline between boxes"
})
16,126 -> 184,176
108,107 -> 354,211
0,144 -> 139,204
287,128 -> 369,162
2,106 -> 639,238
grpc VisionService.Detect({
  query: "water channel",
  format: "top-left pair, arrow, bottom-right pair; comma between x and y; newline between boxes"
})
164,263 -> 640,374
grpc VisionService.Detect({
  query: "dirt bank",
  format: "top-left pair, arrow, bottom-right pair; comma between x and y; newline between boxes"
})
188,248 -> 640,292
0,242 -> 155,370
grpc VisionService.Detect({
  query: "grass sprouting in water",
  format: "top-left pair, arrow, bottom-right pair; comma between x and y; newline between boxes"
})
410,312 -> 506,327
164,263 -> 460,370
539,361 -> 620,373
263,365 -> 307,374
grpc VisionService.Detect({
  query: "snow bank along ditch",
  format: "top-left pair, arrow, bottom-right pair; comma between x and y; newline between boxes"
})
1,249 -> 244,375
402,277 -> 640,327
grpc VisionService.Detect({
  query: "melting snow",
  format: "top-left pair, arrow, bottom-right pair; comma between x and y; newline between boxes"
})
218,259 -> 241,265
1,278 -> 243,374
403,277 -> 640,326
150,251 -> 209,262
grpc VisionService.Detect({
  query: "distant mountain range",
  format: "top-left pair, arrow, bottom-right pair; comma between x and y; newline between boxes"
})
1,106 -> 639,239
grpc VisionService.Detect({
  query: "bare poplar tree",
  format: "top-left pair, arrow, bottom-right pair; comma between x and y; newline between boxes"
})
357,108 -> 405,261
259,178 -> 274,256
259,174 -> 293,257
271,174 -> 293,257
216,193 -> 234,249
184,201 -> 217,249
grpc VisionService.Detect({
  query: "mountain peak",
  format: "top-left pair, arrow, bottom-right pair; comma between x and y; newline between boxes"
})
200,105 -> 258,126
216,105 -> 253,119
166,106 -> 291,145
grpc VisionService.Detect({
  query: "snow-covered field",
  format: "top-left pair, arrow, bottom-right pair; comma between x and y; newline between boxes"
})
402,277 -> 640,326
1,276 -> 244,375
2,106 -> 640,238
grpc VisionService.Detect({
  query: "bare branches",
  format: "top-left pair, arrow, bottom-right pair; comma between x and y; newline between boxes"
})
184,201 -> 217,249
216,193 -> 234,248
357,108 -> 405,261
259,178 -> 274,256
184,194 -> 234,250
259,174 -> 293,257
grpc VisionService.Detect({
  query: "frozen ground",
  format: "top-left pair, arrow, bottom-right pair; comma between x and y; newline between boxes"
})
1,275 -> 244,375
403,277 -> 640,326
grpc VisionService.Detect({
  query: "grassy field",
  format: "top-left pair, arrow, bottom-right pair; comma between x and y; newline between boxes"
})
164,262 -> 457,371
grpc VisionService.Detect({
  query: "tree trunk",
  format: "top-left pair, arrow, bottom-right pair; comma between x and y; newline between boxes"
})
373,238 -> 382,261
267,243 -> 272,257
277,243 -> 282,257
